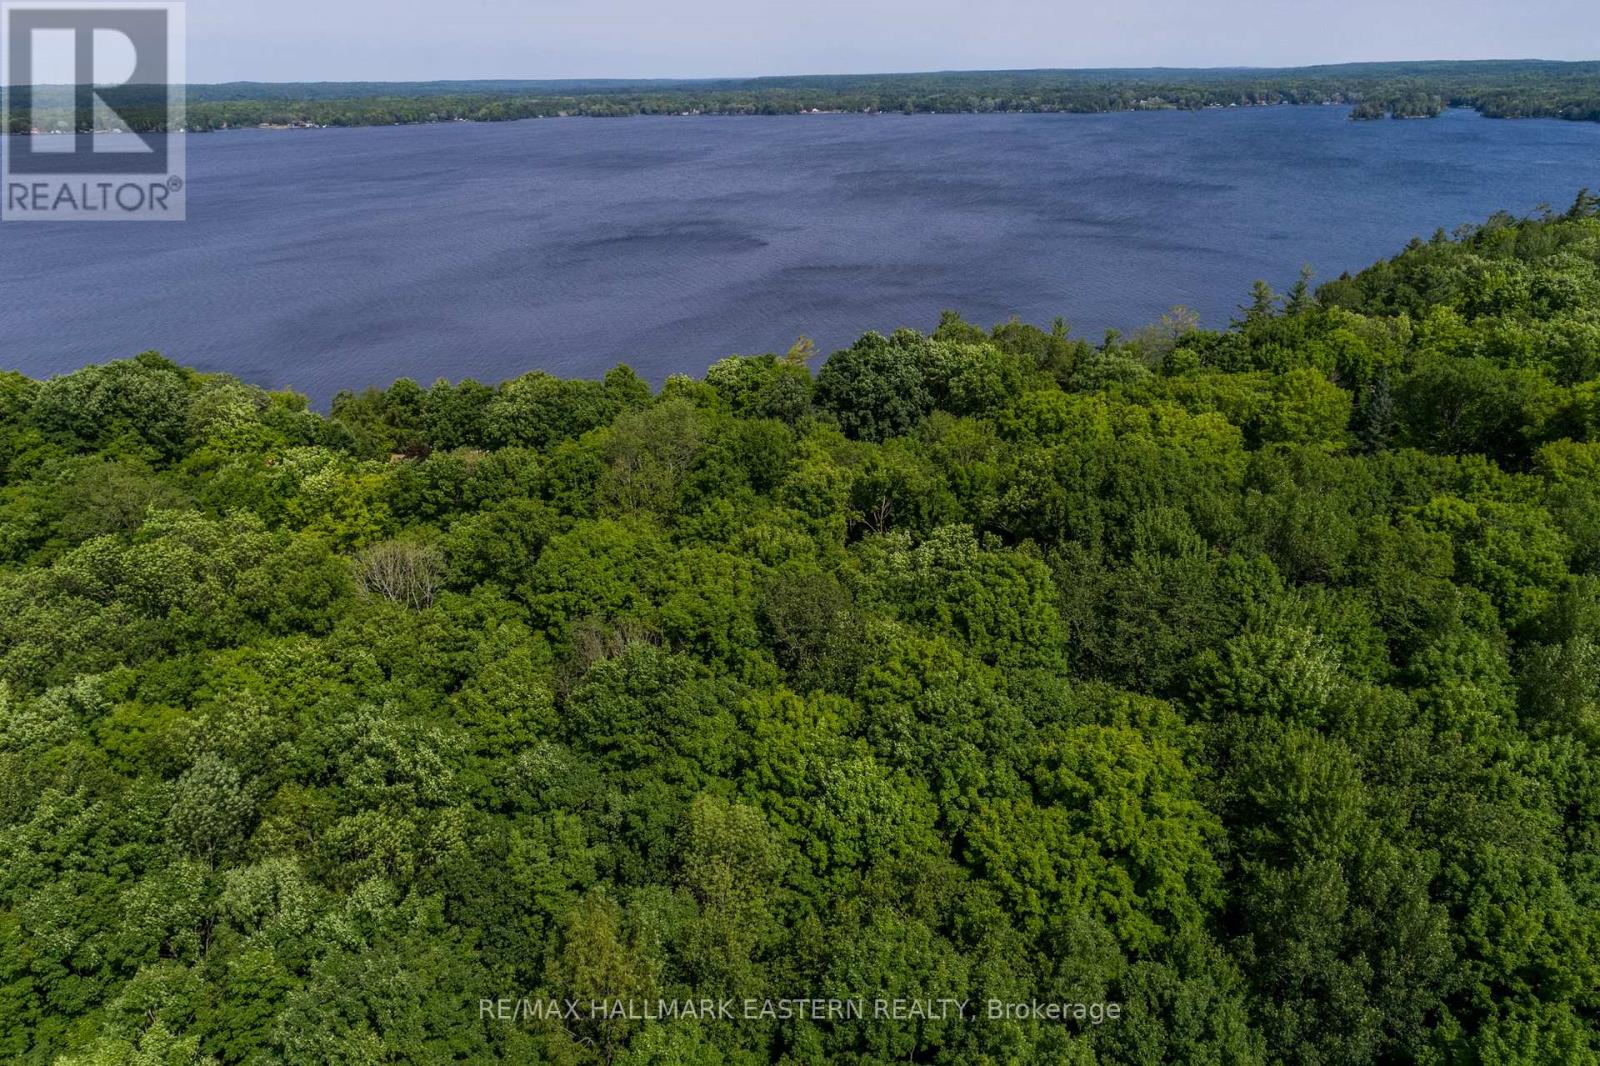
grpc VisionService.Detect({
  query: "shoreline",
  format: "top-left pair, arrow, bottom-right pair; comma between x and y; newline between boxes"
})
4,102 -> 1554,138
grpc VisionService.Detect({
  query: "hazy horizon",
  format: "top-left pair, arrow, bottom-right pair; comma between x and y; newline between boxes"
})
170,57 -> 1597,87
183,0 -> 1600,83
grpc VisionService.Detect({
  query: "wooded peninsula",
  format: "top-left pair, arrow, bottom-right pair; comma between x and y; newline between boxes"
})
3,193 -> 1600,1063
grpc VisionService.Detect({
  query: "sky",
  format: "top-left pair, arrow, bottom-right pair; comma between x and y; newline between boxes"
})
186,0 -> 1600,83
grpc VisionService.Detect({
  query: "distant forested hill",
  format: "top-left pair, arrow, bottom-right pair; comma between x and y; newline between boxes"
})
8,59 -> 1600,131
3,192 -> 1600,1064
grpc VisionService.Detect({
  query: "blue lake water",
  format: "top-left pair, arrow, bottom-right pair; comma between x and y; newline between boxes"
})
2,106 -> 1598,400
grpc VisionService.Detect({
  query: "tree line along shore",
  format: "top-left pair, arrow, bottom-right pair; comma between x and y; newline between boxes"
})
9,59 -> 1600,133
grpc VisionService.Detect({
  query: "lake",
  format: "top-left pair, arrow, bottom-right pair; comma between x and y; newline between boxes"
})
3,106 -> 1598,400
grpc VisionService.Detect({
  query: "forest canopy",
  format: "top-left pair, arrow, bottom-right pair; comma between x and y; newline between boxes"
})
3,193 -> 1600,1063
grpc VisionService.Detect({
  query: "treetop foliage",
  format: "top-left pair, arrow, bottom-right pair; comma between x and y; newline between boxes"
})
3,194 -> 1600,1063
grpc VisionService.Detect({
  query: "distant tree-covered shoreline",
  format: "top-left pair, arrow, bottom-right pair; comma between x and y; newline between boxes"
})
8,59 -> 1600,133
